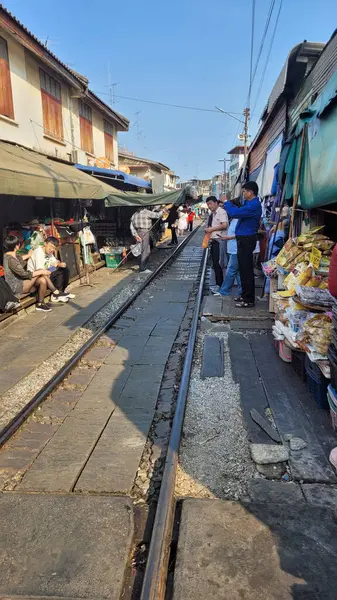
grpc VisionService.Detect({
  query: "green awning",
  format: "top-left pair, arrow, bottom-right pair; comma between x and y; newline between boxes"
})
104,188 -> 185,207
0,141 -> 117,200
285,69 -> 337,209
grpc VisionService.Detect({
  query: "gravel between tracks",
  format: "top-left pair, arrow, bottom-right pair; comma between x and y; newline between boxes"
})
176,328 -> 254,500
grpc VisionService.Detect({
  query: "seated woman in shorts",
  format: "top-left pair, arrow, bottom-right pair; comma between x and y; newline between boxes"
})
3,235 -> 63,312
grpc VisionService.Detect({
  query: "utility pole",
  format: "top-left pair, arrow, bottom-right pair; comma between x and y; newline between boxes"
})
243,107 -> 250,158
218,158 -> 230,197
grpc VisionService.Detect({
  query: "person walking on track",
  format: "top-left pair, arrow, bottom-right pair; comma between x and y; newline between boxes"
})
205,196 -> 228,292
187,207 -> 196,232
130,206 -> 163,273
224,182 -> 262,308
177,206 -> 188,236
166,205 -> 179,246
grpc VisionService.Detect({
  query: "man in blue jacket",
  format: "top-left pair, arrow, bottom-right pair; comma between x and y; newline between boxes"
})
224,181 -> 262,307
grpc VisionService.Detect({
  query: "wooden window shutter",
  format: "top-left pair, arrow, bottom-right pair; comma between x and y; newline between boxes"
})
40,69 -> 63,140
79,100 -> 94,154
104,119 -> 114,161
0,36 -> 14,119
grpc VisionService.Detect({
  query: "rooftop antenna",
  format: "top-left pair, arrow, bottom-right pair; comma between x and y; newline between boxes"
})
107,63 -> 119,107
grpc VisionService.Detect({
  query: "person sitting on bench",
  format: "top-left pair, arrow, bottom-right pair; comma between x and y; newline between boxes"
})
3,235 -> 67,312
27,236 -> 75,300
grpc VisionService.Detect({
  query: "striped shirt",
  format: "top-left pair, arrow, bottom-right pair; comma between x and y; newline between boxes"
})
130,208 -> 163,237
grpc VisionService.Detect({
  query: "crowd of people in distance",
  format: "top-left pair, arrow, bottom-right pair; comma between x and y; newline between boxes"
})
127,185 -> 263,304
130,204 -> 197,274
0,183 -> 264,315
1,235 -> 75,314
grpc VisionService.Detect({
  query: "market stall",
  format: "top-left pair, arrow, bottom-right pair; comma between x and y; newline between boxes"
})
0,141 -> 119,284
264,226 -> 337,427
0,141 -> 187,285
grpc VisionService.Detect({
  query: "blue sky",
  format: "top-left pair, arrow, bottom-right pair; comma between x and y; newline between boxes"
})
3,0 -> 337,180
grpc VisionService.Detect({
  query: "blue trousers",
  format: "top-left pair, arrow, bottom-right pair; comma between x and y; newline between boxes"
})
219,253 -> 242,296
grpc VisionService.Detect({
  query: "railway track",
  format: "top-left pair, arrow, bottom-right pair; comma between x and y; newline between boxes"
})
0,225 -> 202,448
0,225 -> 209,600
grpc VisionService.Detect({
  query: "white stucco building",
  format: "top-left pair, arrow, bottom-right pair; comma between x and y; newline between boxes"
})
0,7 -> 129,168
227,145 -> 245,193
118,150 -> 178,193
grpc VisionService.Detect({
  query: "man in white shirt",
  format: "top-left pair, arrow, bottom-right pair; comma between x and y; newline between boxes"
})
27,237 -> 74,301
205,196 -> 228,290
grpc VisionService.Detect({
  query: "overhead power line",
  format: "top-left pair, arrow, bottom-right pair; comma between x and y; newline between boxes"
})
247,0 -> 256,109
95,91 -> 244,120
252,0 -> 284,115
251,0 -> 276,87
245,0 -> 276,110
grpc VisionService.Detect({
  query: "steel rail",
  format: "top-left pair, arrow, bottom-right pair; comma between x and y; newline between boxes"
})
140,245 -> 209,600
0,227 -> 201,448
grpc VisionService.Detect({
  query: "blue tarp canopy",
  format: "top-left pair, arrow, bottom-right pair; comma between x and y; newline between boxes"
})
75,164 -> 152,190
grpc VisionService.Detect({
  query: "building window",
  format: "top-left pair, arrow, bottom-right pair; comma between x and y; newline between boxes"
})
79,100 -> 94,154
40,69 -> 63,140
0,36 -> 14,119
104,119 -> 114,162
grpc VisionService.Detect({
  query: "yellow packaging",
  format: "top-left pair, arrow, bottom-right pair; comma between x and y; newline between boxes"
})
305,277 -> 321,287
276,290 -> 295,298
297,267 -> 313,285
284,272 -> 297,291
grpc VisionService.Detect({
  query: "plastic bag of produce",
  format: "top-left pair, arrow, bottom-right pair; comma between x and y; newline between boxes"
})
296,286 -> 336,307
302,314 -> 332,355
278,247 -> 303,268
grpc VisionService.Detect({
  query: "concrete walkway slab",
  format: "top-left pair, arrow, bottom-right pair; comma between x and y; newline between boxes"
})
203,295 -> 272,321
0,493 -> 133,600
0,267 -> 136,417
174,499 -> 337,600
18,364 -> 130,492
250,335 -> 336,483
200,336 -> 224,378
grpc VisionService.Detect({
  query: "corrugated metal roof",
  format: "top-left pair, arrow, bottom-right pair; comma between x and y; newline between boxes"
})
227,145 -> 245,155
0,3 -> 129,130
0,4 -> 85,85
75,164 -> 152,189
248,40 -> 325,160
289,30 -> 337,130
265,41 -> 324,119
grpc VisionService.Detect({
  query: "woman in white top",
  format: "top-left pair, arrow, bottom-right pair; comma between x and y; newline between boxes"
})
177,207 -> 188,236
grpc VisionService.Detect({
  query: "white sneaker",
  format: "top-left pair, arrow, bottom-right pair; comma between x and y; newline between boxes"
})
51,293 -> 69,303
210,285 -> 220,294
65,292 -> 76,299
140,269 -> 152,274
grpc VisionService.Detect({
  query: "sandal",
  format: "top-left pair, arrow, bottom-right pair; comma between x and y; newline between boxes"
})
235,301 -> 255,308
